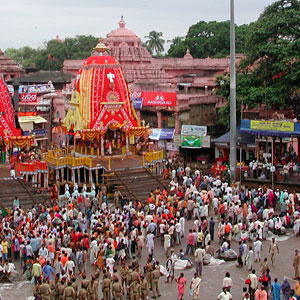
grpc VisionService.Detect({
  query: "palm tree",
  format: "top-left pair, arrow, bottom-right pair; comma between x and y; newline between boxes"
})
167,36 -> 183,47
144,31 -> 165,55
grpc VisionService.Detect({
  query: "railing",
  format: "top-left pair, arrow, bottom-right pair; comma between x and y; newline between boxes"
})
142,150 -> 164,166
46,150 -> 93,168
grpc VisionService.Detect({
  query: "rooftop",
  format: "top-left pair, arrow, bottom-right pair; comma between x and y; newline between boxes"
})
13,70 -> 75,85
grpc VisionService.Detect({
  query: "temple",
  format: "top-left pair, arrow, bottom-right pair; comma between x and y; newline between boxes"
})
63,40 -> 148,156
64,17 -> 241,136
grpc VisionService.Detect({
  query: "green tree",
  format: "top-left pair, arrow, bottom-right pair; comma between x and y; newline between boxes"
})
144,31 -> 165,55
217,0 -> 300,126
167,21 -> 249,58
167,36 -> 187,57
5,35 -> 99,71
4,46 -> 38,68
240,0 -> 300,108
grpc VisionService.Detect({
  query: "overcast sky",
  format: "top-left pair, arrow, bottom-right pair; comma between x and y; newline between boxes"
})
1,0 -> 276,51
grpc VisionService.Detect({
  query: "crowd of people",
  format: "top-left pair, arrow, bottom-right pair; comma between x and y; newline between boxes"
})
0,162 -> 300,300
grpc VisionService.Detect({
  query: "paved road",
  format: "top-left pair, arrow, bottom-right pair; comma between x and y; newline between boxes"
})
1,219 -> 299,300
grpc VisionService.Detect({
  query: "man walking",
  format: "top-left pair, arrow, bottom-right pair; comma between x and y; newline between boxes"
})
293,249 -> 300,279
194,246 -> 205,276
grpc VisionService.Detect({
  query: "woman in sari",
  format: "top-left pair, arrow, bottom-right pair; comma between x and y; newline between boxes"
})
175,272 -> 187,300
96,246 -> 104,270
190,273 -> 201,299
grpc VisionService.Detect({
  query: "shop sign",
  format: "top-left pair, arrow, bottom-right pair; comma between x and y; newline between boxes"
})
250,120 -> 294,132
166,142 -> 179,152
131,98 -> 143,109
202,136 -> 211,148
181,125 -> 207,136
19,93 -> 37,103
181,135 -> 201,148
18,82 -> 55,94
173,134 -> 181,146
143,92 -> 176,107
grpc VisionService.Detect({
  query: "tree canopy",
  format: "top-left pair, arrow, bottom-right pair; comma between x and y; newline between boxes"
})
167,21 -> 249,58
5,35 -> 99,71
144,31 -> 165,56
216,0 -> 300,126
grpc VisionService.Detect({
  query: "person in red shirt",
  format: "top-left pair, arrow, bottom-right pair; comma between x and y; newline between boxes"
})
185,229 -> 195,255
61,252 -> 68,267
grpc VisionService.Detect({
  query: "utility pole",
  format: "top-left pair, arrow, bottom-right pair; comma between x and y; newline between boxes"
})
230,0 -> 237,182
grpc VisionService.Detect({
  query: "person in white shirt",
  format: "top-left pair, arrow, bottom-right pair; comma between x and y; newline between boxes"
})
218,287 -> 232,300
222,272 -> 233,291
253,238 -> 262,262
175,221 -> 182,245
65,258 -> 75,275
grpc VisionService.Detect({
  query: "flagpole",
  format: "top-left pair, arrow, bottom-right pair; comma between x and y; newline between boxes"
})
230,0 -> 237,182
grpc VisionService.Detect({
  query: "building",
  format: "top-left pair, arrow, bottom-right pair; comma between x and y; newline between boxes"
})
12,71 -> 75,148
64,17 -> 240,139
0,50 -> 24,81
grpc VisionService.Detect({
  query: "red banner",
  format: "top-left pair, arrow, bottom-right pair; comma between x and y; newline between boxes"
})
142,92 -> 176,107
20,93 -> 37,103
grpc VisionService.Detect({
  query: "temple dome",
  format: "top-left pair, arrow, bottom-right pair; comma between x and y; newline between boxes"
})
106,16 -> 142,46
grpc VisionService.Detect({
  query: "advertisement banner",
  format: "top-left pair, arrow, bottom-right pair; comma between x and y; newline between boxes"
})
250,120 -> 294,132
166,142 -> 179,152
19,93 -> 38,103
18,82 -> 55,94
149,128 -> 175,140
202,136 -> 211,148
131,98 -> 143,109
181,135 -> 202,148
143,92 -> 176,107
181,125 -> 207,136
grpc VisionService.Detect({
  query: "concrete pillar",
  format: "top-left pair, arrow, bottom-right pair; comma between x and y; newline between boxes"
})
89,169 -> 92,184
71,169 -> 75,185
55,169 -> 59,182
175,112 -> 180,134
157,111 -> 162,128
95,168 -> 99,184
100,135 -> 104,156
77,168 -> 81,184
126,133 -> 129,155
45,173 -> 48,188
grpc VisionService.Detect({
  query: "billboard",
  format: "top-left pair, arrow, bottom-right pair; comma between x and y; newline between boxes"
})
181,125 -> 207,136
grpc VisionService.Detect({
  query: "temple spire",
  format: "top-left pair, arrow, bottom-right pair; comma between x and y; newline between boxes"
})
119,16 -> 126,28
93,38 -> 109,54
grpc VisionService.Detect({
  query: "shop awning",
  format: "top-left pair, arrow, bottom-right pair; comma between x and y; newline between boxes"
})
19,115 -> 48,124
149,128 -> 175,140
240,119 -> 300,137
215,127 -> 256,147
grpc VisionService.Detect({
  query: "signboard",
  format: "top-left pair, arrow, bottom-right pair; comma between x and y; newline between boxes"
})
250,120 -> 294,132
131,98 -> 143,109
181,125 -> 207,136
166,142 -> 179,152
149,129 -> 161,140
181,135 -> 201,148
149,128 -> 175,140
18,82 -> 55,94
19,93 -> 38,104
142,92 -> 176,107
202,136 -> 211,148
173,134 -> 181,146
130,91 -> 143,98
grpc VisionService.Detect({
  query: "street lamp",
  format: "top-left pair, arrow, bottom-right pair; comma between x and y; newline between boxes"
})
229,0 -> 237,182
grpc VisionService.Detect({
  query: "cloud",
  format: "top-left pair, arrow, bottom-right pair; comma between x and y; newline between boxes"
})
0,0 -> 276,50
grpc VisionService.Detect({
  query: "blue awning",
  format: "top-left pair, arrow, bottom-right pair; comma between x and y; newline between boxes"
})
240,119 -> 300,137
149,128 -> 175,140
131,98 -> 143,109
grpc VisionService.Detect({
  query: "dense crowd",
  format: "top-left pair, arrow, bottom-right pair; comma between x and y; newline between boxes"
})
0,162 -> 300,300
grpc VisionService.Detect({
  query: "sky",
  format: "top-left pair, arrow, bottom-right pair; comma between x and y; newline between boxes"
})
0,0 -> 276,51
